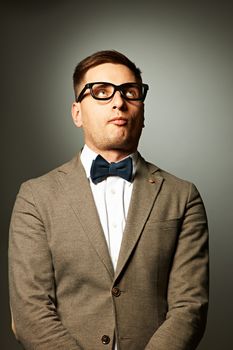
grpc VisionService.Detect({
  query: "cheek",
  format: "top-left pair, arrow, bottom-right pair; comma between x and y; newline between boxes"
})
82,113 -> 103,134
132,108 -> 144,127
80,106 -> 96,128
81,102 -> 106,125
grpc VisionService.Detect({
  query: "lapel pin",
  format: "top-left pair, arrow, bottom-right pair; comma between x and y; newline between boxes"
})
148,179 -> 156,184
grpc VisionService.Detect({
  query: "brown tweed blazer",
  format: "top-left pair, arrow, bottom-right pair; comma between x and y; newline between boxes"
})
9,153 -> 209,350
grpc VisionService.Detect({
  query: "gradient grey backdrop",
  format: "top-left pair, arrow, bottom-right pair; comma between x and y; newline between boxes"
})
1,0 -> 233,348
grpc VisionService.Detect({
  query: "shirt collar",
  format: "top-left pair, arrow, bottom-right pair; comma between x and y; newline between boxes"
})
80,144 -> 138,180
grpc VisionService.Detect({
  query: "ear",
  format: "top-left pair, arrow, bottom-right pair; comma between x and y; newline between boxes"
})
71,102 -> 83,128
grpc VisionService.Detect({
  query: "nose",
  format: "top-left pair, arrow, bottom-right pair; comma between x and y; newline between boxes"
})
112,90 -> 125,109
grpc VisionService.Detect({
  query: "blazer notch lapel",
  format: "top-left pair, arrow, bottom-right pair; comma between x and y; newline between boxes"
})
57,156 -> 115,279
115,156 -> 164,280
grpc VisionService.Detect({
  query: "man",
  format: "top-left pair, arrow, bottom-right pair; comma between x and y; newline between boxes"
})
9,50 -> 209,350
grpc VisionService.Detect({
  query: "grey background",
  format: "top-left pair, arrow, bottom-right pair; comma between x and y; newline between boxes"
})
1,0 -> 233,349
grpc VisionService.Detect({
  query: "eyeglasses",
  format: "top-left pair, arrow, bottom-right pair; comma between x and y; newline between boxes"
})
76,82 -> 149,102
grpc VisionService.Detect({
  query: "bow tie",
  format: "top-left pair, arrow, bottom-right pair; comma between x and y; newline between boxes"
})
90,154 -> 133,184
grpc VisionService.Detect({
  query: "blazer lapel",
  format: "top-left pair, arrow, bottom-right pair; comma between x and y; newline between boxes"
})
57,155 -> 115,279
115,154 -> 164,281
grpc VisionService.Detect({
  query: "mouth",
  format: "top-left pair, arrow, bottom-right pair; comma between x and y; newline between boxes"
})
108,117 -> 128,126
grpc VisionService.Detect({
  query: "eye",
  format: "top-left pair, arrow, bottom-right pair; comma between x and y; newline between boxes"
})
125,86 -> 140,99
126,89 -> 137,97
92,84 -> 113,98
96,88 -> 107,97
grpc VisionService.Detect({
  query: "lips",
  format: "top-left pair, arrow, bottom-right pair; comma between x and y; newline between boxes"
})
108,117 -> 128,126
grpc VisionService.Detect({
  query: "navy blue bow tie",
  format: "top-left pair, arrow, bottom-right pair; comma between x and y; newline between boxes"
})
90,155 -> 133,184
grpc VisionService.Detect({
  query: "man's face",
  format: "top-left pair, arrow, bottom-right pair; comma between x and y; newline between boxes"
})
72,63 -> 145,155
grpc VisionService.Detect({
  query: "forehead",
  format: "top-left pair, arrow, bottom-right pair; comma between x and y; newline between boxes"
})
83,63 -> 137,85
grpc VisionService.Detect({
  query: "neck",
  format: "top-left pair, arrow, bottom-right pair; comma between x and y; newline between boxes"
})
99,150 -> 132,162
86,144 -> 136,162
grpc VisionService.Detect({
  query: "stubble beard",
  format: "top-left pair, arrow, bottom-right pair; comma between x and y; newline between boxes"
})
97,125 -> 143,154
85,111 -> 144,155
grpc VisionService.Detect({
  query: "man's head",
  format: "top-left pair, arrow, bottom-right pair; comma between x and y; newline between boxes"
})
73,50 -> 143,98
71,50 -> 149,161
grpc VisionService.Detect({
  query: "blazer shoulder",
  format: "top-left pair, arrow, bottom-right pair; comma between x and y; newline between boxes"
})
19,155 -> 80,195
143,156 -> 191,184
146,161 -> 205,209
143,157 -> 199,196
159,167 -> 191,186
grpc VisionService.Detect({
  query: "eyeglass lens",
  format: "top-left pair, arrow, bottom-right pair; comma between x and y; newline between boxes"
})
91,83 -> 144,100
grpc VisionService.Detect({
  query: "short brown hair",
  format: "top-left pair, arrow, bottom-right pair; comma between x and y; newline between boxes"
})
73,50 -> 142,98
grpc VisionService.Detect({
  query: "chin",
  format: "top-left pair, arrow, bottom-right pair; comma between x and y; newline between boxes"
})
104,139 -> 137,152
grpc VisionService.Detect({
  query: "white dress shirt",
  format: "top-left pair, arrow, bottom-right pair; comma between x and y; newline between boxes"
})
80,145 -> 138,270
81,145 -> 138,349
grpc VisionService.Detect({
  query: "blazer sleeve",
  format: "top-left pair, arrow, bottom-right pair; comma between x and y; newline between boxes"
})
8,181 -> 82,350
144,183 -> 209,350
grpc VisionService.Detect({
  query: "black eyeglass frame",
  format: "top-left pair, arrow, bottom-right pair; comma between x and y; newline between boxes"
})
76,82 -> 149,102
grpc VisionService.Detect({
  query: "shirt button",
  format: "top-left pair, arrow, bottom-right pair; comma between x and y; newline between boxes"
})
111,188 -> 116,195
112,287 -> 121,297
101,335 -> 110,344
112,222 -> 117,228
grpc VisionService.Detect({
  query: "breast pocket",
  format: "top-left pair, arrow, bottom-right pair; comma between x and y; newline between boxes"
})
142,218 -> 182,263
146,218 -> 182,231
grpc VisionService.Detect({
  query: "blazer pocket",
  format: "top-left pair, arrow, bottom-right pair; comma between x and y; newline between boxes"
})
146,218 -> 182,231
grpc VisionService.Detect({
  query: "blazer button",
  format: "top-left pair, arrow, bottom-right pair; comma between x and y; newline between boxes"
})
112,287 -> 121,297
101,335 -> 110,344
